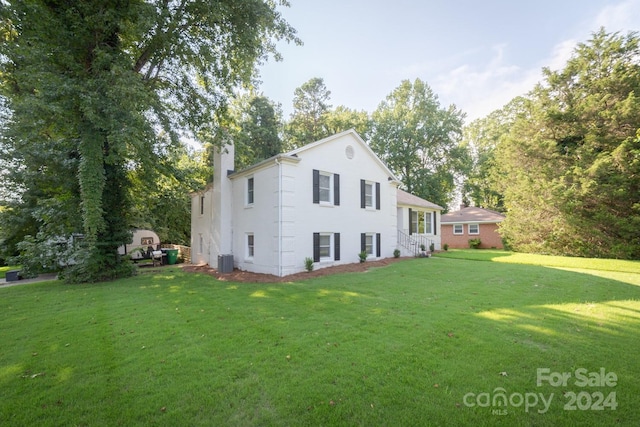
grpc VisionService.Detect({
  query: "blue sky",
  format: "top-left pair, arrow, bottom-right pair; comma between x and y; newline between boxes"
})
258,0 -> 640,123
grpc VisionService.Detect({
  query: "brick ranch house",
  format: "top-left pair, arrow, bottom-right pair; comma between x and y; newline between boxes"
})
440,206 -> 505,249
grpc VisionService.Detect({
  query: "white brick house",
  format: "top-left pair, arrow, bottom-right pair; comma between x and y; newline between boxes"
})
191,129 -> 442,276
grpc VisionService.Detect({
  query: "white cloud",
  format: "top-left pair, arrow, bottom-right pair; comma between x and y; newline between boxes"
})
594,0 -> 640,29
432,44 -> 541,122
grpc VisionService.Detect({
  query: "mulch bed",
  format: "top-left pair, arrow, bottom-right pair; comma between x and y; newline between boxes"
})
180,257 -> 409,283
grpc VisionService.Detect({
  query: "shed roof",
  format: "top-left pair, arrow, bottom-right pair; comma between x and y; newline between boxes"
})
440,206 -> 505,223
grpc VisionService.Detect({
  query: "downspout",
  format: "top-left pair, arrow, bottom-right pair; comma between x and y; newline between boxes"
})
275,157 -> 283,277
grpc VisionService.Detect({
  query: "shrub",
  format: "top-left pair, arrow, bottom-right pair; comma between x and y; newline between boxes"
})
358,251 -> 368,263
304,257 -> 314,272
443,243 -> 449,251
393,249 -> 401,258
468,238 -> 482,249
429,243 -> 435,253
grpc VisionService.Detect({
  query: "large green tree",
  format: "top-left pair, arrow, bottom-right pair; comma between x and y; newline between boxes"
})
0,1 -> 298,281
234,94 -> 283,169
460,97 -> 529,211
496,29 -> 640,258
284,77 -> 332,148
370,78 -> 467,209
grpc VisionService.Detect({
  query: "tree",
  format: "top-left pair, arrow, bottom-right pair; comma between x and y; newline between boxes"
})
325,106 -> 372,141
370,78 -> 466,209
284,77 -> 332,148
496,29 -> 640,258
0,1 -> 298,281
461,97 -> 529,211
128,143 -> 210,246
235,94 -> 283,169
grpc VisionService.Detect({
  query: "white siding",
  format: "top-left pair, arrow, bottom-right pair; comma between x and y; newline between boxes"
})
190,188 -> 213,265
288,132 -> 397,274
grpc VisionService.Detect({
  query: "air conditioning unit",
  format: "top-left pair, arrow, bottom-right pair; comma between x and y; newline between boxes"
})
217,254 -> 234,273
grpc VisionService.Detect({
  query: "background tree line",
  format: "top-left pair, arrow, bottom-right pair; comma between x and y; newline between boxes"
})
0,3 -> 637,284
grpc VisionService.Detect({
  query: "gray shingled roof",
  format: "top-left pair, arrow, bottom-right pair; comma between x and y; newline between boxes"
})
441,206 -> 505,223
396,189 -> 443,210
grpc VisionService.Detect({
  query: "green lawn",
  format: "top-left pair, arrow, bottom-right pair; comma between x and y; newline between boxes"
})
1,256 -> 639,426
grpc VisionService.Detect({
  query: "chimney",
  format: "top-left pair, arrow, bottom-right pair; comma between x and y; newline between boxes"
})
211,144 -> 234,266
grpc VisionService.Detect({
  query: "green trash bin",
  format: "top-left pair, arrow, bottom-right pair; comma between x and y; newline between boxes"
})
166,249 -> 179,265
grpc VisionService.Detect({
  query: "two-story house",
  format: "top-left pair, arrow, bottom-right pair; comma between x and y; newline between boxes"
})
191,129 -> 442,276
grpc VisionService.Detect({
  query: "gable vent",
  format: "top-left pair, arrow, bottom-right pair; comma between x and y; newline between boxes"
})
345,145 -> 355,159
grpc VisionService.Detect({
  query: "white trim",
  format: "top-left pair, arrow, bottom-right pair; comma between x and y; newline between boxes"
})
453,224 -> 464,235
319,171 -> 333,204
319,233 -> 333,262
246,233 -> 255,260
246,176 -> 255,207
468,223 -> 480,235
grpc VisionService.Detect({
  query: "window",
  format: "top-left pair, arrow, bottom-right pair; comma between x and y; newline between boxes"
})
199,195 -> 205,215
319,173 -> 331,203
247,177 -> 254,205
364,234 -> 374,255
319,234 -> 331,258
364,183 -> 373,208
425,212 -> 432,234
411,210 -> 419,234
453,224 -> 463,235
313,232 -> 340,262
468,224 -> 479,235
247,234 -> 254,258
361,180 -> 380,210
361,233 -> 381,258
313,170 -> 340,205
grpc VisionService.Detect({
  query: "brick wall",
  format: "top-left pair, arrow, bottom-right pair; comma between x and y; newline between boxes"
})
441,223 -> 503,249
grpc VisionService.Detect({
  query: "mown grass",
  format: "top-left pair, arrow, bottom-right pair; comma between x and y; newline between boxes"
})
1,258 -> 639,426
435,249 -> 640,273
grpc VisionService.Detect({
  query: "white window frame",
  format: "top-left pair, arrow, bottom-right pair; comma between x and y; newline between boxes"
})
319,233 -> 333,261
364,181 -> 374,208
319,172 -> 333,204
468,223 -> 479,235
246,176 -> 255,206
365,233 -> 375,256
424,212 -> 432,234
246,233 -> 255,259
453,224 -> 463,235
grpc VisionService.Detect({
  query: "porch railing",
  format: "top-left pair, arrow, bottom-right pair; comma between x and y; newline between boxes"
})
397,229 -> 434,257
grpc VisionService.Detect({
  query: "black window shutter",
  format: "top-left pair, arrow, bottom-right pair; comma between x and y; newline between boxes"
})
334,233 -> 340,260
313,169 -> 320,204
376,233 -> 381,257
375,182 -> 381,210
434,212 -> 437,235
334,174 -> 340,206
360,179 -> 365,208
313,233 -> 320,262
408,208 -> 413,235
361,233 -> 366,252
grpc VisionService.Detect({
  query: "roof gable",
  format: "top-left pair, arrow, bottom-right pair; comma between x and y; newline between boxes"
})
441,206 -> 505,223
286,129 -> 400,182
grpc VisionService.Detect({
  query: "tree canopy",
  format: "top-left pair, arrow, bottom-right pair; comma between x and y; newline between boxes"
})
0,0 -> 298,281
489,29 -> 640,258
370,78 -> 467,209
